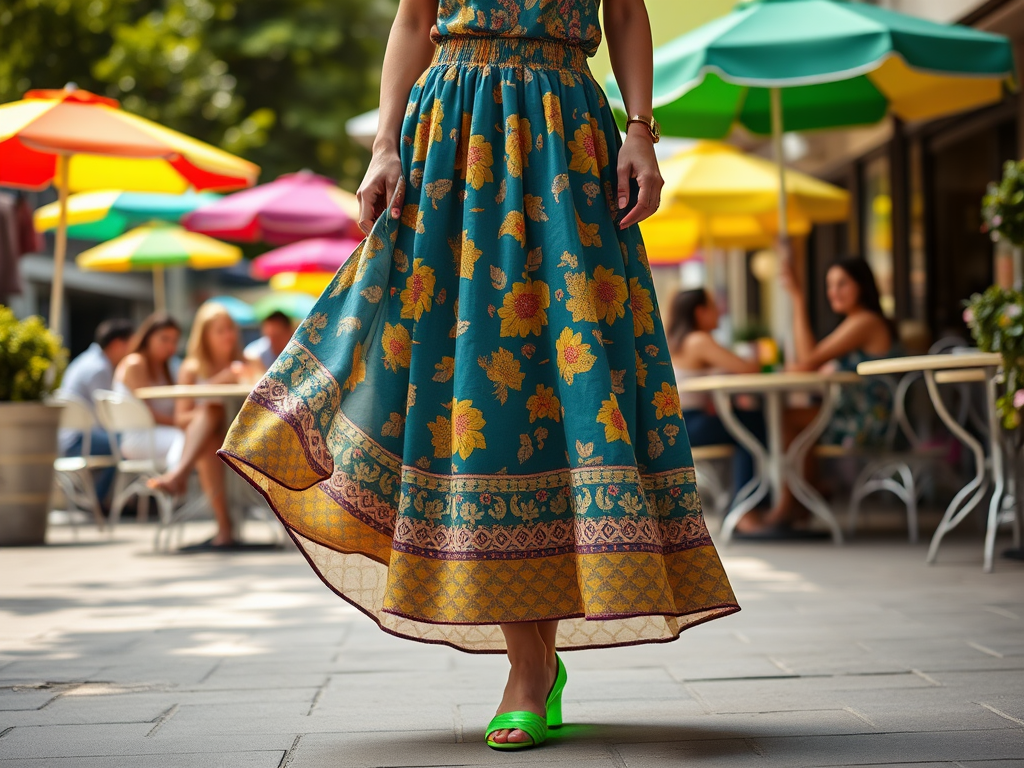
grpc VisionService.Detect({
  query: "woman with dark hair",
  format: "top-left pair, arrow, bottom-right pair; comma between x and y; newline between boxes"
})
668,288 -> 763,498
114,314 -> 186,466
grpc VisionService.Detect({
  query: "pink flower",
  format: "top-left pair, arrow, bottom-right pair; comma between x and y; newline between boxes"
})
993,214 -> 1004,227
1006,304 -> 1022,319
1014,389 -> 1024,409
963,308 -> 975,324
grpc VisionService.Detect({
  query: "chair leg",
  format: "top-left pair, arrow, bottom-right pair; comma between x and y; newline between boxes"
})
109,471 -> 129,531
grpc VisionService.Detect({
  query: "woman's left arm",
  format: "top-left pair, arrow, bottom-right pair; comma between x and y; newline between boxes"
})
604,0 -> 663,229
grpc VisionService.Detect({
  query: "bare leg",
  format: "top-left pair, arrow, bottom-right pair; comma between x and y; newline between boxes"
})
487,622 -> 558,745
148,402 -> 225,495
195,436 -> 233,545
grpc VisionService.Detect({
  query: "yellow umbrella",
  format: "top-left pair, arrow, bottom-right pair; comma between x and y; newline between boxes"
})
76,222 -> 241,313
268,271 -> 335,296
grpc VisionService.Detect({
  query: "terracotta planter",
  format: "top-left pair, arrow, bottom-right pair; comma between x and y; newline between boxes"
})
0,401 -> 62,546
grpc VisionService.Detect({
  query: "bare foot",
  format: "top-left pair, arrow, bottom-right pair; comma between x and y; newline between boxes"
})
146,472 -> 187,497
488,645 -> 556,745
733,509 -> 764,533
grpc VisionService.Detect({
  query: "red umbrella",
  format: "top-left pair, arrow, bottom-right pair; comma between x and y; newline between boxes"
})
183,169 -> 361,245
251,237 -> 361,280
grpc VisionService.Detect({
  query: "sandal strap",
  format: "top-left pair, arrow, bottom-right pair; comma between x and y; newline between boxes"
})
486,711 -> 548,745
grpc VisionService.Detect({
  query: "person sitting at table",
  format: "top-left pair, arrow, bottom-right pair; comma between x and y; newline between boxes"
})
740,256 -> 896,537
243,310 -> 293,376
667,288 -> 765,501
147,302 -> 251,549
58,318 -> 134,505
115,314 -> 187,470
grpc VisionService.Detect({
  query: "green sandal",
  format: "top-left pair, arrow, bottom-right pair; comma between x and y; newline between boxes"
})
485,711 -> 548,750
485,654 -> 568,750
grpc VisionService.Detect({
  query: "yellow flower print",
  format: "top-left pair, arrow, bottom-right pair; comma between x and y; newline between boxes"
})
629,277 -> 655,337
542,92 -> 564,138
413,99 -> 444,163
428,414 -> 452,459
555,327 -> 597,385
343,342 -> 366,392
451,398 -> 487,460
478,346 -> 525,404
448,230 -> 482,280
498,278 -> 550,337
465,134 -> 494,190
576,210 -> 602,248
381,322 -> 412,371
505,115 -> 532,177
635,350 -> 648,387
527,383 -> 562,423
564,271 -> 598,323
590,265 -> 627,324
596,392 -> 631,445
567,117 -> 609,177
652,382 -> 682,420
399,258 -> 436,321
401,204 -> 425,233
498,210 -> 527,247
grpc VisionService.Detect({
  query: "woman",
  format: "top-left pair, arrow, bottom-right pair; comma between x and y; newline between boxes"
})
149,302 -> 249,549
741,256 -> 895,536
115,314 -> 186,470
219,0 -> 739,750
667,288 -> 763,497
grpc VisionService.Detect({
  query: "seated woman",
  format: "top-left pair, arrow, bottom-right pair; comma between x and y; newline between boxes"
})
114,314 -> 186,470
667,288 -> 764,501
148,302 -> 251,549
743,256 -> 896,536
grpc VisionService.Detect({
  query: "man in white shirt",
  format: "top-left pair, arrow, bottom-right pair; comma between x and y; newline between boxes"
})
243,311 -> 293,375
58,319 -> 134,504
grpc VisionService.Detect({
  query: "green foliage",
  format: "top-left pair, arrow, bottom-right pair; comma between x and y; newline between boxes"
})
1,0 -> 396,187
0,306 -> 67,402
982,160 -> 1024,246
964,286 -> 1024,429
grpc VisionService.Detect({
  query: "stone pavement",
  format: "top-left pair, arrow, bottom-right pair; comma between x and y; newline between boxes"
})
1,520 -> 1023,768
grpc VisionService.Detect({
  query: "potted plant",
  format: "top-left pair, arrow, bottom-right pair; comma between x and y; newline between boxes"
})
0,306 -> 67,545
982,160 -> 1024,287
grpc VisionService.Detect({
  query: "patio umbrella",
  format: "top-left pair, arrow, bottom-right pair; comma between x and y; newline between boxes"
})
253,291 -> 316,321
0,85 -> 258,331
642,142 -> 848,264
605,0 -> 1015,258
76,222 -> 241,313
183,170 -> 361,245
207,295 -> 257,326
33,190 -> 222,241
266,271 -> 335,296
250,237 -> 361,280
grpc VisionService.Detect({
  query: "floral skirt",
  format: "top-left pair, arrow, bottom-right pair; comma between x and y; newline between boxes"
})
219,35 -> 739,653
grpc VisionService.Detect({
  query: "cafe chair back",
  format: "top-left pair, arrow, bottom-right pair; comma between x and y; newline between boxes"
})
92,389 -> 175,531
50,391 -> 115,532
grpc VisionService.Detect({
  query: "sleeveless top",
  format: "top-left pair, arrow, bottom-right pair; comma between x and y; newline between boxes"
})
822,348 -> 897,448
433,0 -> 603,56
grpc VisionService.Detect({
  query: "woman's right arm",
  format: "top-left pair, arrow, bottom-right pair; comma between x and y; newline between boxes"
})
687,332 -> 760,375
356,0 -> 439,234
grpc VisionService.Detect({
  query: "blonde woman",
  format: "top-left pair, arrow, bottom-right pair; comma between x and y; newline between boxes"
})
149,302 -> 249,549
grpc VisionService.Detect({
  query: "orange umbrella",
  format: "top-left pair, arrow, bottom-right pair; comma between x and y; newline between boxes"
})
0,86 -> 259,331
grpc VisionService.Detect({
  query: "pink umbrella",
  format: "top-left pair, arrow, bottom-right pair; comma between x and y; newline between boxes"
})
183,170 -> 361,245
251,237 -> 362,279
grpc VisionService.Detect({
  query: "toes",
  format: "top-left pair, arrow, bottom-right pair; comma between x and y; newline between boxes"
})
507,728 -> 532,744
487,728 -> 508,743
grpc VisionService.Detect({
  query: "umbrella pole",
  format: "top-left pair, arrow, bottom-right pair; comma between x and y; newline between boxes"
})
770,88 -> 795,365
153,266 -> 167,314
49,154 -> 70,335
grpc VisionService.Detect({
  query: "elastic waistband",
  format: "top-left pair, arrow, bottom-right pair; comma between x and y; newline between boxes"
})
431,35 -> 592,73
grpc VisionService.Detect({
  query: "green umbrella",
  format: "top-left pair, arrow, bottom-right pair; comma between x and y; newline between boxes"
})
253,291 -> 316,322
608,0 -> 1016,139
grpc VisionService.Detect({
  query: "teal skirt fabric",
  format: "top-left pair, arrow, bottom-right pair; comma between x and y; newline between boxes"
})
220,35 -> 739,653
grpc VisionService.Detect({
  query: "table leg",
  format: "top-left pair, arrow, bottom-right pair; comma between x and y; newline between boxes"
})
924,370 -> 991,566
781,382 -> 844,544
715,390 -> 773,544
983,372 -> 1008,573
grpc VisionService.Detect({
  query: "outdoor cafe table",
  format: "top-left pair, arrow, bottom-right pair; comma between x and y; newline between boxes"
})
132,383 -> 276,549
856,352 -> 1021,572
678,371 -> 860,545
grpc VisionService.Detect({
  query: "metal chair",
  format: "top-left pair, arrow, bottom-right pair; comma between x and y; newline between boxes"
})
691,444 -> 736,520
50,392 -> 116,532
92,389 -> 175,532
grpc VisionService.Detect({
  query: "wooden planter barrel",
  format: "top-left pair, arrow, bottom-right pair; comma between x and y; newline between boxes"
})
0,402 -> 62,546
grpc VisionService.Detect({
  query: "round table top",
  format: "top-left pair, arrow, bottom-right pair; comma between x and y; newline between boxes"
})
134,384 -> 254,400
856,352 -> 1001,376
677,371 -> 860,394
